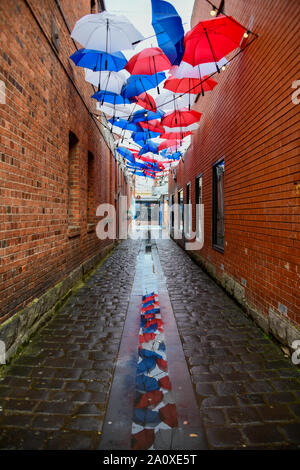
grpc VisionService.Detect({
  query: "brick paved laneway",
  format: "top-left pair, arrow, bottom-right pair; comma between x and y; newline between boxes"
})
0,237 -> 299,450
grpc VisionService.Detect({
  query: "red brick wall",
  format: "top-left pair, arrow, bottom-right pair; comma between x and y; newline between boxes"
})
0,0 -> 131,322
169,0 -> 300,326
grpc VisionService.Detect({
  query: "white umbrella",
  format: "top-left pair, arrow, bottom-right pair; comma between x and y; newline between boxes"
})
71,11 -> 144,52
85,70 -> 126,94
155,91 -> 196,112
170,57 -> 228,79
96,102 -> 134,118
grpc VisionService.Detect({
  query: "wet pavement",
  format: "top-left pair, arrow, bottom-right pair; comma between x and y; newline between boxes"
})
0,236 -> 299,450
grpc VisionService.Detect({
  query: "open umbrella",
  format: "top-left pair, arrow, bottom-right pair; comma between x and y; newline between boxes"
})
70,49 -> 127,71
108,117 -> 142,132
161,108 -> 202,128
164,76 -> 218,95
164,122 -> 199,133
85,70 -> 126,94
183,15 -> 246,70
96,101 -> 134,118
125,47 -> 170,93
92,90 -> 130,106
170,57 -> 228,79
151,0 -> 185,65
158,139 -> 182,151
116,147 -> 136,162
71,11 -> 144,52
131,92 -> 157,112
160,130 -> 193,140
131,109 -> 164,123
121,73 -> 166,99
139,120 -> 164,134
132,130 -> 161,144
155,91 -> 196,112
138,142 -> 160,156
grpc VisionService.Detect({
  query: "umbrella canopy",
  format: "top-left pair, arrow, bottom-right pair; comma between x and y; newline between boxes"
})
85,70 -> 126,94
125,47 -> 171,75
183,15 -> 246,68
116,147 -> 136,162
164,122 -> 199,133
92,90 -> 130,105
71,11 -> 144,52
70,49 -> 127,71
138,142 -> 160,156
164,76 -> 217,95
131,109 -> 165,123
131,92 -> 157,112
121,73 -> 166,99
170,57 -> 228,79
161,108 -> 202,128
151,0 -> 185,65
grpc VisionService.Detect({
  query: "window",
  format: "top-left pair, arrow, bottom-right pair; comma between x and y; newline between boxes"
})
68,131 -> 80,227
195,174 -> 203,241
212,160 -> 225,251
87,151 -> 95,226
185,182 -> 191,237
170,194 -> 175,231
91,0 -> 96,13
178,189 -> 184,234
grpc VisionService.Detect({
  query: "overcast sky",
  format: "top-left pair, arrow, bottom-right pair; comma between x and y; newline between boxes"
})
104,0 -> 195,53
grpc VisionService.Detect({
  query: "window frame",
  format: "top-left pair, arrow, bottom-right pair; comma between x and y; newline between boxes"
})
212,158 -> 225,253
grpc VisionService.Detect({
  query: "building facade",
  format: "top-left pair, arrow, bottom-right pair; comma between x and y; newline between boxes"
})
169,0 -> 300,347
0,0 -> 133,357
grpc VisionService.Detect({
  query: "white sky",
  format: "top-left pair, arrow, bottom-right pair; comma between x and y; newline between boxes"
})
104,0 -> 195,55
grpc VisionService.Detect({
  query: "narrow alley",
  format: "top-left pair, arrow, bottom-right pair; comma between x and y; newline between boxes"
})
0,235 -> 299,450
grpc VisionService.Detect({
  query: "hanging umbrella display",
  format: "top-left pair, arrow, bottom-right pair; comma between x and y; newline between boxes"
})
164,76 -> 218,95
70,49 -> 127,72
151,0 -> 185,65
183,15 -> 246,69
170,57 -> 228,79
131,92 -> 157,112
92,90 -> 130,106
121,73 -> 166,99
131,109 -> 164,123
71,11 -> 144,52
85,70 -> 126,94
161,108 -> 202,128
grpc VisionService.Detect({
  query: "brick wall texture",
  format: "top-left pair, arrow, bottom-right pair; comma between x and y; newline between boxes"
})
169,0 -> 300,327
0,0 -> 133,323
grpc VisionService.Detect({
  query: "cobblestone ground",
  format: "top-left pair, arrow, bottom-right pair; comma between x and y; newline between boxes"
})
0,237 -> 300,450
156,238 -> 300,449
0,240 -> 140,450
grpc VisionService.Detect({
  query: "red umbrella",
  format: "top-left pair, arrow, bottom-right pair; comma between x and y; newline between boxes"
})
132,92 -> 157,112
158,139 -> 182,151
183,16 -> 246,69
160,130 -> 193,140
164,76 -> 217,95
125,47 -> 171,75
140,120 -> 164,134
161,108 -> 201,128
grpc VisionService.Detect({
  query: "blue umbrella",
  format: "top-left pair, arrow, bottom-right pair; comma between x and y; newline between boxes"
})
121,73 -> 166,99
132,130 -> 161,145
163,151 -> 182,160
151,0 -> 185,66
131,109 -> 164,123
108,118 -> 142,132
116,147 -> 136,163
70,49 -> 127,71
130,171 -> 156,179
139,142 -> 160,155
92,90 -> 130,106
